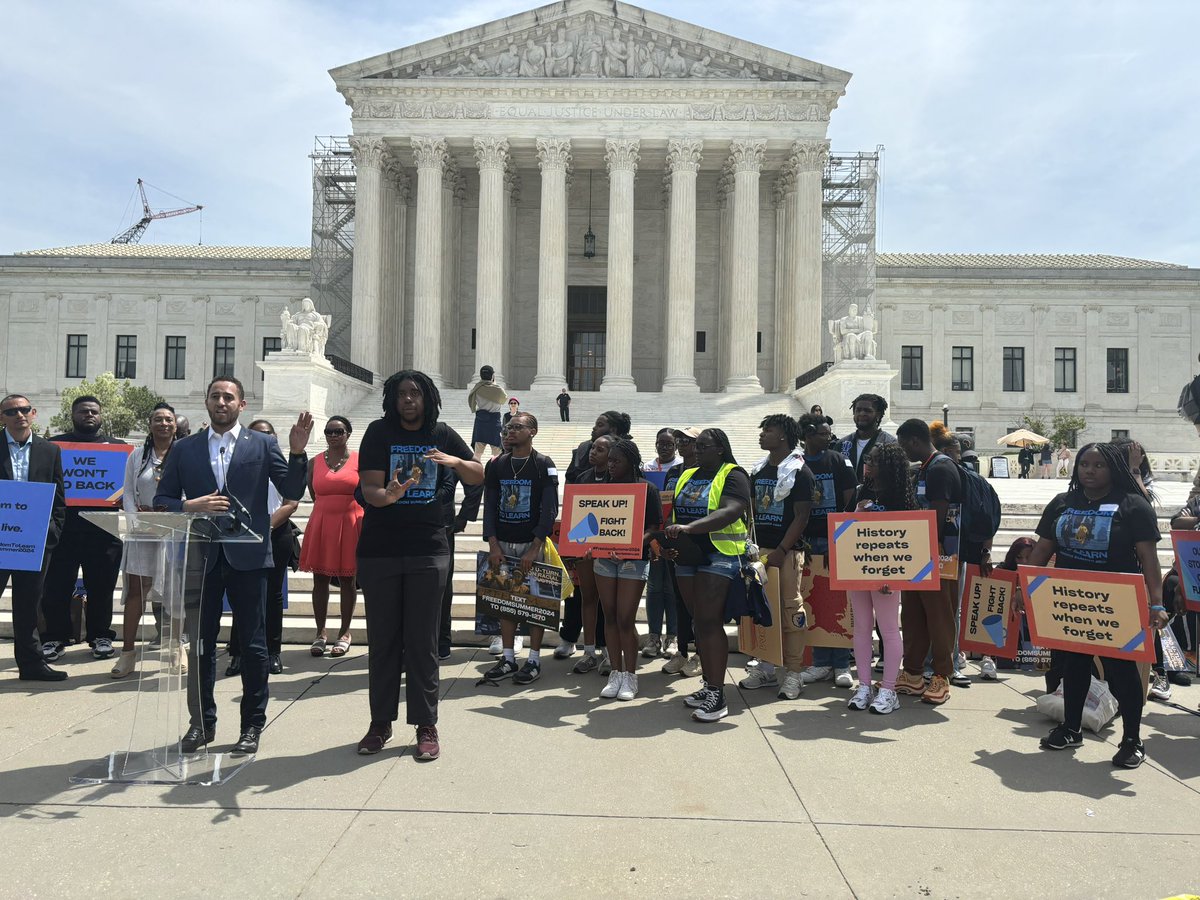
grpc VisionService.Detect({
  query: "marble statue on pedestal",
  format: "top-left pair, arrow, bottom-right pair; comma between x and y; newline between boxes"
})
280,298 -> 331,357
828,303 -> 877,363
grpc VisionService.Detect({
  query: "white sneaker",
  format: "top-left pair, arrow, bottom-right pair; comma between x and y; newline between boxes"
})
980,657 -> 998,680
778,670 -> 804,700
954,651 -> 968,672
847,683 -> 875,710
617,672 -> 637,701
662,652 -> 688,675
833,668 -> 853,689
600,670 -> 622,699
738,667 -> 778,690
514,636 -> 524,654
800,665 -> 833,684
487,636 -> 503,656
869,687 -> 901,715
662,635 -> 678,657
641,634 -> 662,658
1149,673 -> 1172,701
553,640 -> 576,659
92,637 -> 115,660
680,655 -> 703,678
598,650 -> 612,676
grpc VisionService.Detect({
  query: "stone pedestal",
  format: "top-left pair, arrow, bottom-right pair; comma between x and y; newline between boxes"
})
257,353 -> 375,426
793,360 -> 899,431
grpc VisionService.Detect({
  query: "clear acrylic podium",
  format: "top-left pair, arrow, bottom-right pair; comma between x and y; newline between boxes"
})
70,510 -> 261,786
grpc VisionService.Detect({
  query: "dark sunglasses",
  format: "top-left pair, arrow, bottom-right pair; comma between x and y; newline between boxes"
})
500,424 -> 529,433
1,406 -> 32,417
324,428 -> 346,436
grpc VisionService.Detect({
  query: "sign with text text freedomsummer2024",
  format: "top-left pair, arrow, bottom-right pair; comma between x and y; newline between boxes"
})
0,481 -> 56,571
1019,565 -> 1153,663
57,443 -> 134,507
1170,530 -> 1200,612
826,510 -> 940,591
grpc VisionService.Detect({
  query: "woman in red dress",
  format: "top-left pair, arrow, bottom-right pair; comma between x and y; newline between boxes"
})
300,415 -> 364,657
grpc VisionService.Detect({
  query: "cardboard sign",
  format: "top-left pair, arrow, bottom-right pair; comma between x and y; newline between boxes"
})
738,552 -> 785,666
1019,565 -> 1153,663
58,442 -> 134,507
559,482 -> 647,560
802,553 -> 854,648
0,480 -> 57,571
826,510 -> 940,591
1170,530 -> 1200,612
474,551 -> 563,631
958,565 -> 1021,657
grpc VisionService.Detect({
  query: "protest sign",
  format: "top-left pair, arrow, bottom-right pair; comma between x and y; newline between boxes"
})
958,565 -> 1021,657
0,480 -> 56,571
474,551 -> 563,631
1019,565 -> 1153,663
827,510 -> 939,591
58,442 -> 134,507
738,552 -> 785,666
559,482 -> 647,559
1170,530 -> 1200,612
802,554 -> 854,648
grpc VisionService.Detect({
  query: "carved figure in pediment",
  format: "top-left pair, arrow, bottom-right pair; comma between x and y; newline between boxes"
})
548,26 -> 576,77
496,40 -> 521,77
661,45 -> 688,77
520,38 -> 546,77
575,18 -> 604,75
447,51 -> 493,76
737,64 -> 755,79
689,54 -> 714,77
603,27 -> 630,77
636,39 -> 662,77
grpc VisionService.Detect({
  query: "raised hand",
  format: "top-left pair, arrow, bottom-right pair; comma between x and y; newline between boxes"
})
289,412 -> 315,455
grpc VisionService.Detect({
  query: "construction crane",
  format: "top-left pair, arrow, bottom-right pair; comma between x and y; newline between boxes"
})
111,179 -> 203,244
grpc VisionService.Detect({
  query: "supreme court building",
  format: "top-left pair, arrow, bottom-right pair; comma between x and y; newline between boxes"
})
331,0 -> 847,394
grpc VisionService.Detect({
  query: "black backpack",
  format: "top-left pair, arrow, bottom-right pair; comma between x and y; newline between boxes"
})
1178,373 -> 1200,425
958,463 -> 1002,544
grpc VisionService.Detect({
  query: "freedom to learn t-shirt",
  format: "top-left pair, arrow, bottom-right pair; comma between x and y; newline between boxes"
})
752,463 -> 815,551
915,452 -> 962,556
801,450 -> 855,553
1036,489 -> 1160,573
673,466 -> 752,555
485,450 -> 558,544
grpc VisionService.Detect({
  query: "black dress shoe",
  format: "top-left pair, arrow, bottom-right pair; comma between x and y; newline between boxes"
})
231,726 -> 262,755
19,664 -> 68,682
225,655 -> 242,677
268,653 -> 283,675
181,724 -> 215,753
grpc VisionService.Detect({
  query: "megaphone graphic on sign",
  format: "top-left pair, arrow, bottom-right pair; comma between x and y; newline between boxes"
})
568,513 -> 600,544
982,613 -> 1006,648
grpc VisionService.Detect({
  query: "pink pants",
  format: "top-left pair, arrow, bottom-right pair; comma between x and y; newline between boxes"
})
849,590 -> 902,691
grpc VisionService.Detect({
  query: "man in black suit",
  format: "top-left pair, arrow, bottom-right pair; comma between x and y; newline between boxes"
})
0,394 -> 68,681
155,376 -> 312,755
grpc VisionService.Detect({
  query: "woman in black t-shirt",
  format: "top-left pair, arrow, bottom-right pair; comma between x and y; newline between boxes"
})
354,371 -> 483,761
568,434 -> 614,676
1027,442 -> 1164,768
593,439 -> 662,701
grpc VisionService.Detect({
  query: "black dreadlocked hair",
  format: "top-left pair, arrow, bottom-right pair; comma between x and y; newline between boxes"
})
850,393 -> 888,421
1070,442 -> 1154,503
140,402 -> 177,469
381,370 -> 441,429
699,428 -> 737,466
607,437 -> 645,483
797,412 -> 832,439
598,410 -> 632,439
868,442 -> 917,511
759,414 -> 802,451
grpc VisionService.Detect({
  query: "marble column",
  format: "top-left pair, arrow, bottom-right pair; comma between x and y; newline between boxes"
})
930,302 -> 948,403
410,137 -> 447,384
724,139 -> 765,393
716,166 -> 734,388
1083,303 -> 1103,411
441,160 -> 462,386
379,156 -> 409,377
789,140 -> 830,378
1031,304 -> 1050,404
602,138 -> 639,389
980,301 -> 998,409
774,167 -> 797,391
663,138 -> 703,392
1135,304 -> 1155,409
349,136 -> 386,373
533,137 -> 571,388
472,137 -> 509,386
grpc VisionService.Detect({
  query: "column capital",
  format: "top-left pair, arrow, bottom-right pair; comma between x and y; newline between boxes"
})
666,137 -> 703,174
473,136 -> 510,172
1083,303 -> 1103,314
349,136 -> 387,170
504,161 -> 522,203
1136,304 -> 1155,315
1032,303 -> 1050,314
728,139 -> 766,174
773,169 -> 796,207
441,155 -> 460,191
382,156 -> 410,199
411,136 -> 448,170
789,139 -> 830,174
536,137 -> 572,171
716,164 -> 734,207
604,138 -> 640,175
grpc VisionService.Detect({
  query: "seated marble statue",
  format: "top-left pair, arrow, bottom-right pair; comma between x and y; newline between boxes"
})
281,298 -> 331,356
828,302 -> 877,362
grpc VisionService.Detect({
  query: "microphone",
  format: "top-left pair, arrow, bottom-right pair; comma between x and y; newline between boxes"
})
218,445 -> 227,491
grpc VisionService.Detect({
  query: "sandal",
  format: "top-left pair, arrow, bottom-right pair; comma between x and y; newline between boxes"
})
330,636 -> 352,658
310,637 -> 327,657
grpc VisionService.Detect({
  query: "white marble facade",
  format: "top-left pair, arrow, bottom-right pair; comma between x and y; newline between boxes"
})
333,0 -> 849,394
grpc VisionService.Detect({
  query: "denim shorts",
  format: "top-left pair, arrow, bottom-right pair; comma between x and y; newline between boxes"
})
674,551 -> 741,581
592,558 -> 650,582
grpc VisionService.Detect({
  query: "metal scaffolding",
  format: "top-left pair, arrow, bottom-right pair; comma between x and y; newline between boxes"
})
821,148 -> 880,362
310,136 -> 355,358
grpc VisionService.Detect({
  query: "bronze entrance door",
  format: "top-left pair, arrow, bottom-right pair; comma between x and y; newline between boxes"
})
567,286 -> 606,391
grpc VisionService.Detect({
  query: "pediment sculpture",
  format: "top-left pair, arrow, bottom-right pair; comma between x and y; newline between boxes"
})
280,298 -> 331,357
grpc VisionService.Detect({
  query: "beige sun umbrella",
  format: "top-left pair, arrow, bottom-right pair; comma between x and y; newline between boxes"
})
997,428 -> 1049,448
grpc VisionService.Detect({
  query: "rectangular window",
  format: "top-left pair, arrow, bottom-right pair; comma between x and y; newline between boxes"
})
696,331 -> 706,353
1106,347 -> 1129,393
1054,347 -> 1077,392
1111,429 -> 1130,441
1002,346 -> 1025,392
213,336 -> 236,380
470,328 -> 476,351
756,331 -> 762,354
164,336 -> 186,380
65,334 -> 87,378
261,336 -> 281,380
115,335 -> 137,380
951,346 -> 974,391
901,345 -> 923,391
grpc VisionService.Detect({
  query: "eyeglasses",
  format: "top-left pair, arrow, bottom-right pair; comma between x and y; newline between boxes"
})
500,424 -> 529,434
1,406 -> 32,417
324,428 -> 346,436
694,442 -> 715,451
675,436 -> 695,445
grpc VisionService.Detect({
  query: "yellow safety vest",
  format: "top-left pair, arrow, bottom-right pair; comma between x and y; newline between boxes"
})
672,463 -> 748,557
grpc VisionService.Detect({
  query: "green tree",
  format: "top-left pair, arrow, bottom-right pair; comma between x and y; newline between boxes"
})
1050,413 -> 1087,449
50,373 -> 166,438
1020,413 -> 1048,437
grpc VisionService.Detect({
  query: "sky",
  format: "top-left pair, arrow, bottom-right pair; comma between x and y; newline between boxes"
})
2,0 -> 1198,265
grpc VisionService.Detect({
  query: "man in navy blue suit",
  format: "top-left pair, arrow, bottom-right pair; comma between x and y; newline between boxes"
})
155,376 -> 312,755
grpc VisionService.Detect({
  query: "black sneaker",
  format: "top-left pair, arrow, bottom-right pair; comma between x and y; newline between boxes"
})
1168,671 -> 1191,687
484,659 -> 520,681
1112,737 -> 1145,769
513,660 -> 541,685
438,645 -> 452,661
691,687 -> 728,722
1040,724 -> 1083,751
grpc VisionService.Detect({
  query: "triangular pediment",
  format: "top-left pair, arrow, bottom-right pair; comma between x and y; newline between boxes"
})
330,0 -> 850,86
